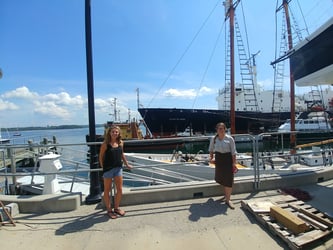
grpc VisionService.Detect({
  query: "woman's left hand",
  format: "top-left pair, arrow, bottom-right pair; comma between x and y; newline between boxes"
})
232,164 -> 238,174
125,165 -> 133,170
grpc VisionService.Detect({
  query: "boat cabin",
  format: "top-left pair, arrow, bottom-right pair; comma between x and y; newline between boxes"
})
278,117 -> 331,132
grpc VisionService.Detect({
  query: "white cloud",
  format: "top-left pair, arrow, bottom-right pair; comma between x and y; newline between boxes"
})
43,92 -> 85,107
95,98 -> 111,109
94,98 -> 112,117
0,99 -> 19,111
1,86 -> 90,123
1,85 -> 142,126
164,88 -> 196,98
2,86 -> 39,99
199,86 -> 213,94
163,86 -> 214,98
33,100 -> 71,119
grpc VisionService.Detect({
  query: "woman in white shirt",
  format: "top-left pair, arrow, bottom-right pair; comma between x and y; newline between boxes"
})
209,122 -> 237,209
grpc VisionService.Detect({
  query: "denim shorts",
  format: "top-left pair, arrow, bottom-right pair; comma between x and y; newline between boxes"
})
103,167 -> 123,178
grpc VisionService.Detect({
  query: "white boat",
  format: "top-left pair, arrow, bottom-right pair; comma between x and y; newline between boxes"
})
278,112 -> 332,132
0,127 -> 10,144
0,138 -> 10,144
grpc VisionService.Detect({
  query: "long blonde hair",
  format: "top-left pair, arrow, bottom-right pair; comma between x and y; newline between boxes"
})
103,125 -> 123,146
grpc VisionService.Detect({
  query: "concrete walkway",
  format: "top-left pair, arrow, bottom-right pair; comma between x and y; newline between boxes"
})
1,179 -> 333,250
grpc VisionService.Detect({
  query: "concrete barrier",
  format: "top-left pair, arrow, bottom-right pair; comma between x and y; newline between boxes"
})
0,192 -> 82,213
121,167 -> 333,206
1,168 -> 333,213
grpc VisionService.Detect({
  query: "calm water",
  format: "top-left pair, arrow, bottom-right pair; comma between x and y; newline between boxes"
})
6,127 -> 104,145
2,127 -> 105,171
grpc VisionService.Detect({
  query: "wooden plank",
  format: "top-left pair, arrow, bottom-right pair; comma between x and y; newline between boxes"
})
289,204 -> 333,228
0,200 -> 15,226
269,222 -> 291,237
291,229 -> 332,246
265,221 -> 299,250
242,194 -> 333,249
296,138 -> 333,149
275,194 -> 299,204
270,205 -> 310,234
244,200 -> 275,213
298,213 -> 328,230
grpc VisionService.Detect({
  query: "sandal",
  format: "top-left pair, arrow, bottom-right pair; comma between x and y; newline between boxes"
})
107,210 -> 117,219
226,200 -> 235,210
114,208 -> 126,216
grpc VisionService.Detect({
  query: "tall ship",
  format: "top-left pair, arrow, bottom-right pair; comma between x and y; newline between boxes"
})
138,87 -> 333,137
139,1 -> 333,137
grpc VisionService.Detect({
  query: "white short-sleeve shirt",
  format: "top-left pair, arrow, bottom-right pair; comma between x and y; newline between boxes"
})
209,134 -> 236,155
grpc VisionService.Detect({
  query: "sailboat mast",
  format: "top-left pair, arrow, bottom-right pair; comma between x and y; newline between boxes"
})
282,0 -> 296,149
136,88 -> 140,110
113,98 -> 117,122
226,0 -> 236,134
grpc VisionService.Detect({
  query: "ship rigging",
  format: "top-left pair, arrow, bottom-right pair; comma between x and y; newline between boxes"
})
138,0 -> 333,138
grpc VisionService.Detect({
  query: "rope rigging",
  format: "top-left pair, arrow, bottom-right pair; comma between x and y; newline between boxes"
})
146,0 -> 221,108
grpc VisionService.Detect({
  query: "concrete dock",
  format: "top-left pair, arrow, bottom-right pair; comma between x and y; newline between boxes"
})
1,178 -> 333,250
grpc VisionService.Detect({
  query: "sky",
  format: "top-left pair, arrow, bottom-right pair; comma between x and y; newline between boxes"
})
1,0 -> 332,128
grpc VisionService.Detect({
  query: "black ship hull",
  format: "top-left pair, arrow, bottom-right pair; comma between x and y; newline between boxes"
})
87,134 -> 210,154
138,108 -> 291,137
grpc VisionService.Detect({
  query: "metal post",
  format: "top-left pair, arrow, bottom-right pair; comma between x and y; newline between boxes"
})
9,148 -> 16,194
254,135 -> 260,189
1,150 -> 9,195
85,0 -> 101,204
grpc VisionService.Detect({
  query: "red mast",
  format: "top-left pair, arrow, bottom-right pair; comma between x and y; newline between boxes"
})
282,0 -> 296,151
226,0 -> 236,134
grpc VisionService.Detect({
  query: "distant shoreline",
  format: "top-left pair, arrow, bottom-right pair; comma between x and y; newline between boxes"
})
6,124 -> 104,132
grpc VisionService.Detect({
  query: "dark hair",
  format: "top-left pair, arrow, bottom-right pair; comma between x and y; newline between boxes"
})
213,122 -> 227,143
215,122 -> 226,130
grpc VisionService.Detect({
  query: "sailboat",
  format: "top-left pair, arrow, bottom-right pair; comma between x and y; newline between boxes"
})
138,1 -> 333,138
13,128 -> 22,137
0,128 -> 10,144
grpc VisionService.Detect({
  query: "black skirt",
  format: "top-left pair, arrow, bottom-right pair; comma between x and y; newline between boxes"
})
214,152 -> 233,187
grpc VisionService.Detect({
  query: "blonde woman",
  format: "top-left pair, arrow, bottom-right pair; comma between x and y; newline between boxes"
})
209,122 -> 238,209
99,125 -> 132,219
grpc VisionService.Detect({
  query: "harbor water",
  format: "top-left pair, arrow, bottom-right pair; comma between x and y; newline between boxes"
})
3,127 -> 326,191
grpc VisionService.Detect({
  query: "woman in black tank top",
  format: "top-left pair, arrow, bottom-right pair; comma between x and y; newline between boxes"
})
99,125 -> 132,219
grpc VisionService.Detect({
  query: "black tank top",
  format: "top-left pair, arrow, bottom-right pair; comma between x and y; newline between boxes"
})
103,144 -> 123,172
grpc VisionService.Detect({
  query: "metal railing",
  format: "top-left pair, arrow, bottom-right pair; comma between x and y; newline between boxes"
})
1,132 -> 332,195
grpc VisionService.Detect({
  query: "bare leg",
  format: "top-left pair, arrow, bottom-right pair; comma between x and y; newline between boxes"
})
113,175 -> 125,216
224,186 -> 235,209
224,186 -> 232,202
103,177 -> 113,211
